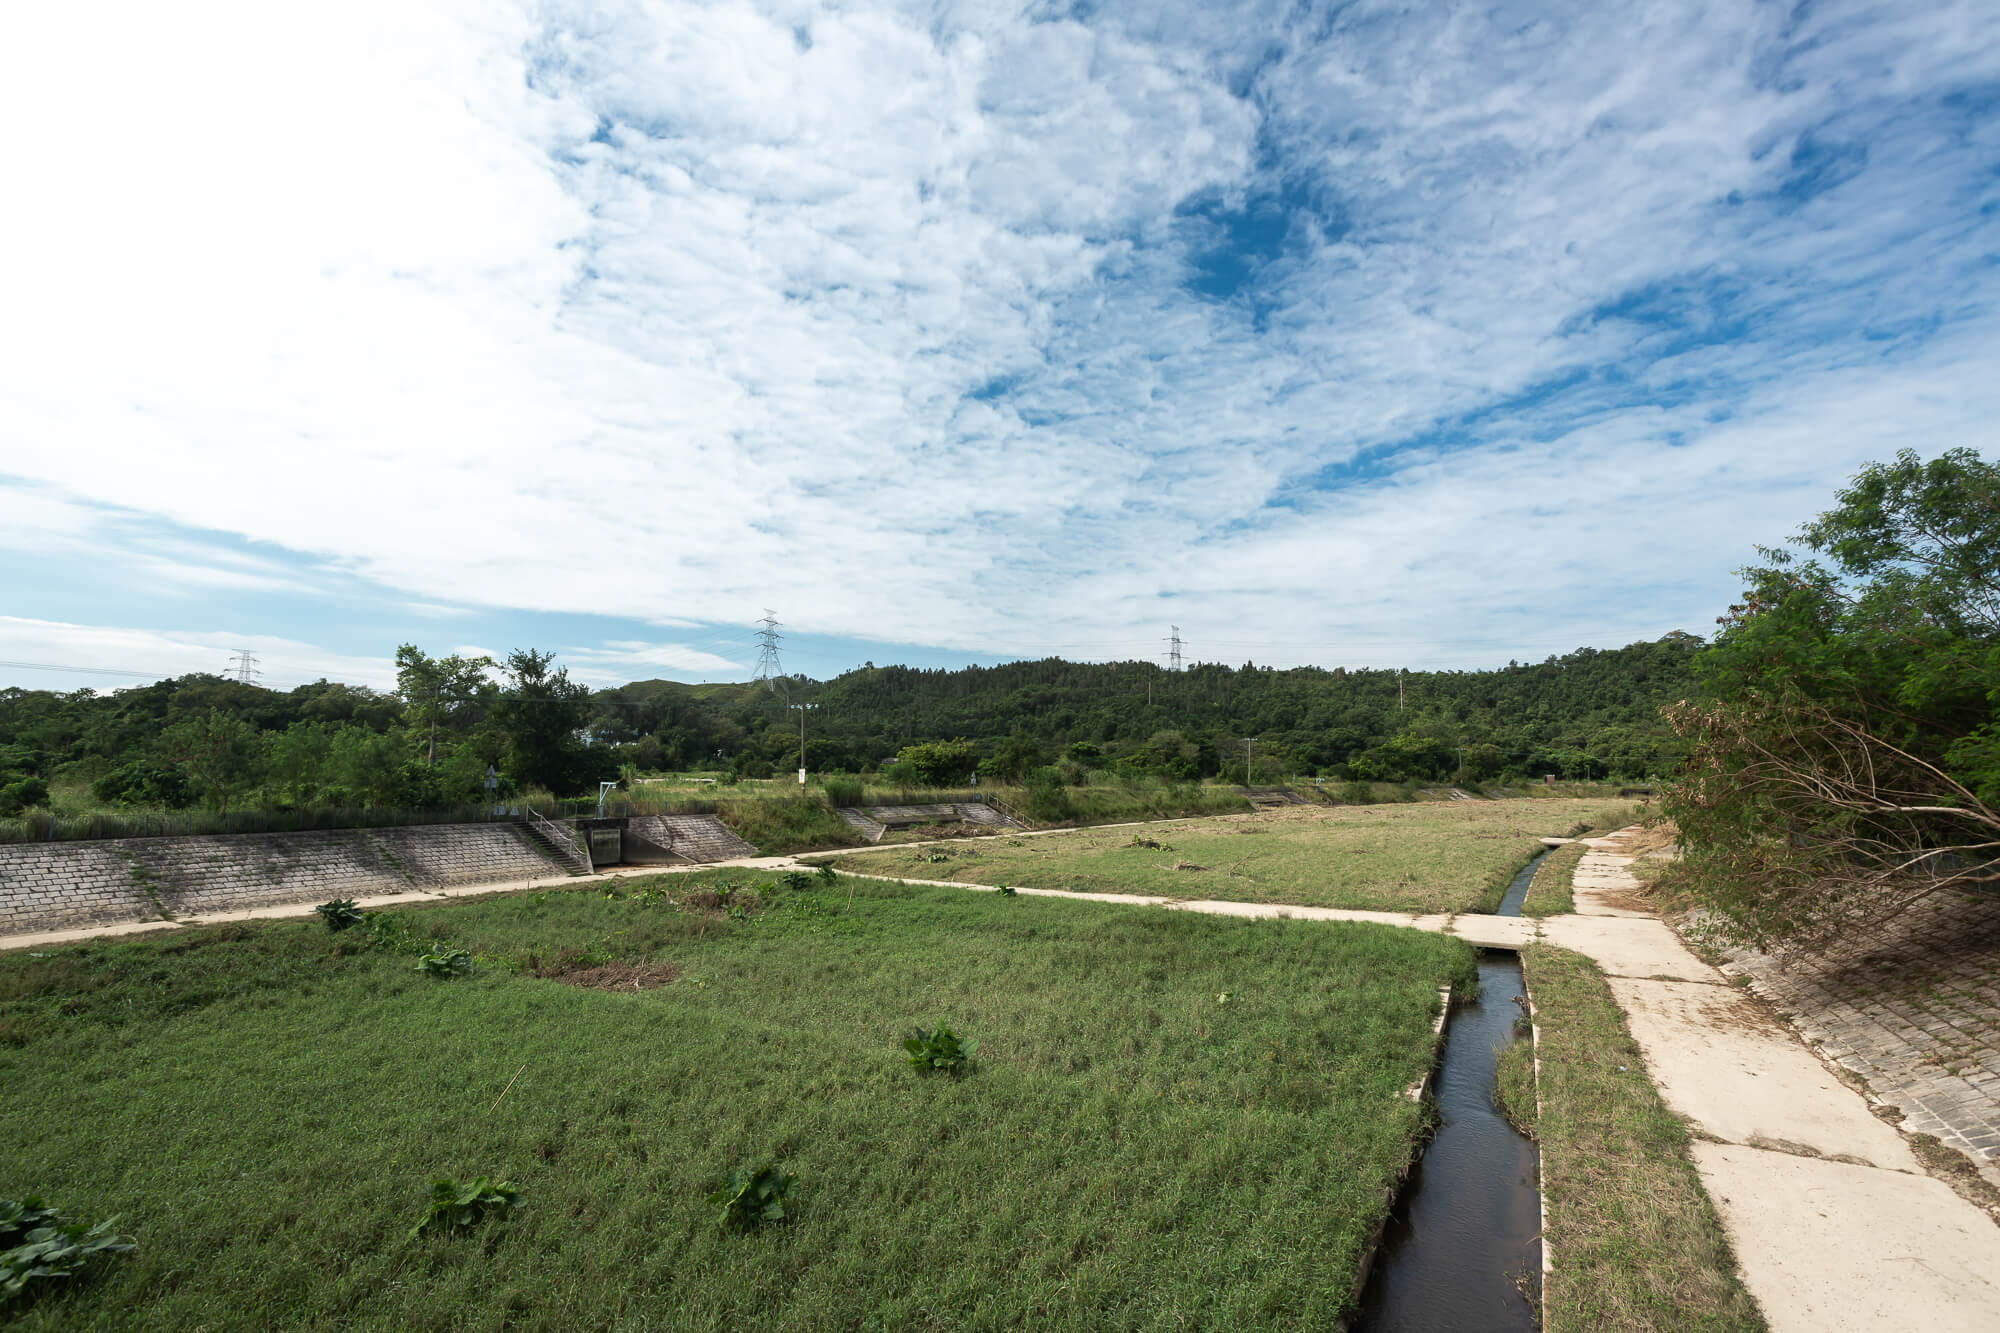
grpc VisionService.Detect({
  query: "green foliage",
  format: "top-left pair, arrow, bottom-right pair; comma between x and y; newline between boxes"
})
0,873 -> 1475,1327
414,948 -> 473,979
393,645 -> 495,769
407,1177 -> 521,1240
1666,448 -> 2000,945
892,739 -> 977,786
821,777 -> 865,807
706,1166 -> 795,1230
493,650 -> 593,796
0,776 -> 48,817
781,870 -> 815,893
313,898 -> 365,931
815,862 -> 837,883
0,1196 -> 135,1308
903,1024 -> 977,1073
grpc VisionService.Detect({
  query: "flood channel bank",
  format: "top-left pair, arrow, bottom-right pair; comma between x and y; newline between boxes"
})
1355,849 -> 1548,1330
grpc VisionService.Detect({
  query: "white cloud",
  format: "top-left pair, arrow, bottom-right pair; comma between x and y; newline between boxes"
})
2,1 -> 1997,671
561,639 -> 746,685
0,616 -> 399,691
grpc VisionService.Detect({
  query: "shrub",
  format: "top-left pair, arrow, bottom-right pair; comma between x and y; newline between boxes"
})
407,1177 -> 521,1239
0,1197 -> 134,1308
707,1166 -> 795,1230
0,778 -> 49,818
821,777 -> 865,807
904,1024 -> 977,1073
314,898 -> 365,931
781,870 -> 815,893
415,948 -> 473,979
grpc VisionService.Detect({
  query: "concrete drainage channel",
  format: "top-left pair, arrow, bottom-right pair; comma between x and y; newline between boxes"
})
1355,848 -> 1549,1331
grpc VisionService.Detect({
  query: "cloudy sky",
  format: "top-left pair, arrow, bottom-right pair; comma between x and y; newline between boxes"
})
3,0 -> 1997,693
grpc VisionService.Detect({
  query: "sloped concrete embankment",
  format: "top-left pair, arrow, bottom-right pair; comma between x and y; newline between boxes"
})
0,823 -> 569,934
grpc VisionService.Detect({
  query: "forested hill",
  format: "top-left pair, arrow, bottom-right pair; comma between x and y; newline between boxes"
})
0,635 -> 1699,814
593,634 -> 1703,783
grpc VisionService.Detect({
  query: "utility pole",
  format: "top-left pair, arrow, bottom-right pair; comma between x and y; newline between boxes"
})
1244,738 -> 1253,786
228,649 -> 260,684
1398,668 -> 1404,712
1166,625 -> 1183,672
754,610 -> 783,688
789,703 -> 816,785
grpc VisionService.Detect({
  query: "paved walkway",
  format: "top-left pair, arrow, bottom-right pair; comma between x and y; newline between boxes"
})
5,826 -> 1997,1331
1562,832 -> 2000,1333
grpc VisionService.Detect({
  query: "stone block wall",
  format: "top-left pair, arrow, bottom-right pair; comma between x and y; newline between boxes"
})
0,823 -> 568,937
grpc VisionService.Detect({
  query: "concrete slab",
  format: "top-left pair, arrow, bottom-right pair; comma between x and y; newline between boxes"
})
1450,914 -> 1540,949
1541,914 -> 1719,982
1692,1143 -> 2000,1333
1609,976 -> 1919,1171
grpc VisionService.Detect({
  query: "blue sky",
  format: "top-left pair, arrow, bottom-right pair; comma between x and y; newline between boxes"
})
3,0 -> 1998,693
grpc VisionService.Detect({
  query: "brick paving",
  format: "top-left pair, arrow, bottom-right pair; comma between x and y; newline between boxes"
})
1716,888 -> 2000,1187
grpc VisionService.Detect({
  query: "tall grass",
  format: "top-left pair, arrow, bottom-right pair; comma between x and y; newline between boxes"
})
0,876 -> 1475,1330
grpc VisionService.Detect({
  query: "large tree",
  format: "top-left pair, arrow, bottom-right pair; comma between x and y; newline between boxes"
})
493,649 -> 594,796
1665,448 -> 2000,947
393,645 -> 494,767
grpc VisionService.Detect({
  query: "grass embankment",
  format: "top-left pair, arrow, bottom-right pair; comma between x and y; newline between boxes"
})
829,800 -> 1636,915
1513,945 -> 1765,1333
1,872 -> 1474,1331
1521,839 -> 1589,917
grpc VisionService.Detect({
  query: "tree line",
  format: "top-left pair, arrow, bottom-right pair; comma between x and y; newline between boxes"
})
0,633 -> 1699,817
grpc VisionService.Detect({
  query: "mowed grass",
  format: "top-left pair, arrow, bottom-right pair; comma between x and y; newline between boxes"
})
0,872 -> 1475,1331
828,799 -> 1638,915
1519,945 -> 1765,1333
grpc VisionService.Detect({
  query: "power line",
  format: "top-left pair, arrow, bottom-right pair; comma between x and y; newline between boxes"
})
228,648 -> 261,684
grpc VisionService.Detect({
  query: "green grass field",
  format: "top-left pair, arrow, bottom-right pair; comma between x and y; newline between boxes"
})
825,799 -> 1638,915
1,872 -> 1474,1331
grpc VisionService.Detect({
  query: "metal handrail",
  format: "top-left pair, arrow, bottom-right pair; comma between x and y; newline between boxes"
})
525,806 -> 593,875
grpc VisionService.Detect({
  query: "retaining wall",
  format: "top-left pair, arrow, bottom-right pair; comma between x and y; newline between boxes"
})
0,823 -> 567,936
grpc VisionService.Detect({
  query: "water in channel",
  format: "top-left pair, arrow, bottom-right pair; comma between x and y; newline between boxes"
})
1353,849 -> 1548,1331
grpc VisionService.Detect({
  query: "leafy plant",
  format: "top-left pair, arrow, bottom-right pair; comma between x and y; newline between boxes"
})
903,1024 -> 977,1073
365,911 -> 415,951
0,1196 -> 135,1308
816,863 -> 837,883
706,1165 -> 795,1230
407,1177 -> 521,1239
997,883 -> 1016,896
415,948 -> 473,979
313,898 -> 365,931
782,869 -> 815,892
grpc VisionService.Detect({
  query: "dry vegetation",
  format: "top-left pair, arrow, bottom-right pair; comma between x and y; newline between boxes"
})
826,799 -> 1639,915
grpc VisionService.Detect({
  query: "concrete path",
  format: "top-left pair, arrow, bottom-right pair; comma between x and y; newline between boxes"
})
1558,833 -> 2000,1333
5,824 -> 1997,1331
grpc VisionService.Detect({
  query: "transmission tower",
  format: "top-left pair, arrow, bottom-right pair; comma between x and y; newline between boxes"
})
1166,625 -> 1183,672
753,610 -> 784,686
227,649 -> 261,684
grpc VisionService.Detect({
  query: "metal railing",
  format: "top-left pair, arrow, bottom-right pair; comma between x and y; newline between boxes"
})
524,806 -> 593,875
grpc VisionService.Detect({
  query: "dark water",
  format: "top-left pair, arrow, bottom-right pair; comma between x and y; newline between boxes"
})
1353,952 -> 1543,1332
1494,845 -> 1553,916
